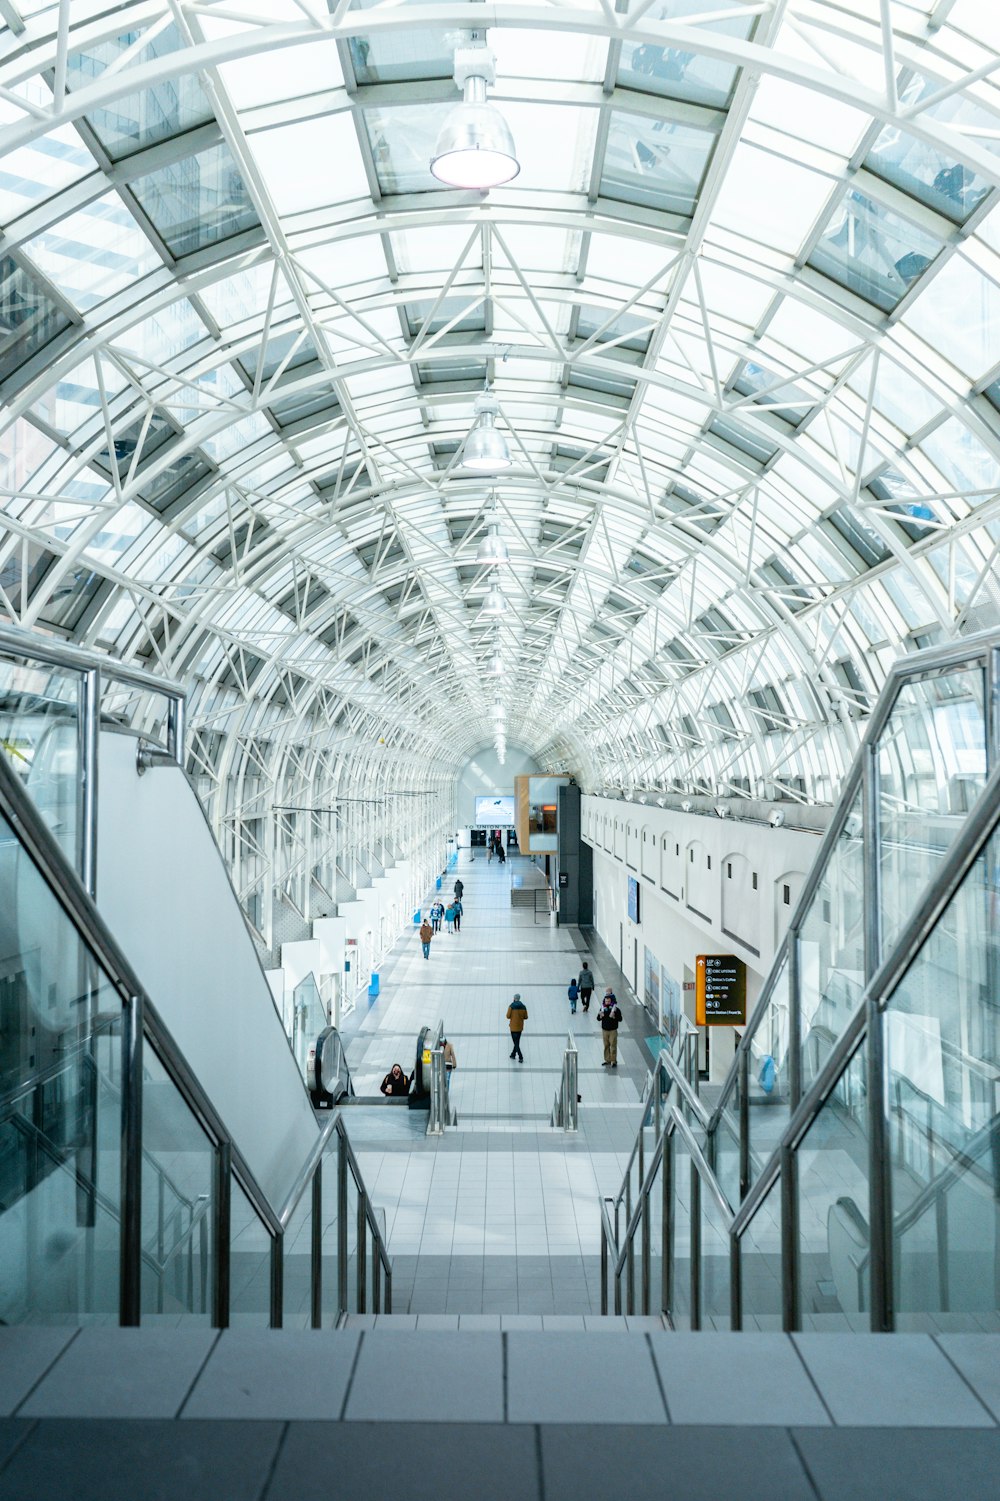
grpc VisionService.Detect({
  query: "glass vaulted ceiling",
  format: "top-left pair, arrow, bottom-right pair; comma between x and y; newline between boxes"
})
2,0 -> 1000,820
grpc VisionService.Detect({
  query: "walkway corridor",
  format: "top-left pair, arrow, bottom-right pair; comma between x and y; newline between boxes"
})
338,851 -> 656,1317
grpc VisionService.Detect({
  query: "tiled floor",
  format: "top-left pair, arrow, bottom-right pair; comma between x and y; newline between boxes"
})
336,853 -> 656,1313
2,1326 -> 999,1501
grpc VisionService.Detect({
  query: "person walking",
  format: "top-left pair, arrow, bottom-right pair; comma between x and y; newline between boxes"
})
431,899 -> 443,933
379,1063 -> 409,1096
441,1037 -> 457,1089
488,838 -> 494,863
599,989 -> 622,1067
497,842 -> 506,865
454,877 -> 464,901
578,961 -> 595,1013
419,916 -> 433,960
453,896 -> 463,932
445,901 -> 456,933
506,993 -> 528,1062
568,977 -> 579,1015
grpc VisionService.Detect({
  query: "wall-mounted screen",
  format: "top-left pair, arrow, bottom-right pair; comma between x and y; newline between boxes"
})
475,794 -> 515,825
628,875 -> 640,924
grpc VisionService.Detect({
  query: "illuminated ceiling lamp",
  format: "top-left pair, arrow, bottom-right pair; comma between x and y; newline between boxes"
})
462,391 -> 511,472
485,652 -> 503,676
430,45 -> 519,190
481,580 -> 508,616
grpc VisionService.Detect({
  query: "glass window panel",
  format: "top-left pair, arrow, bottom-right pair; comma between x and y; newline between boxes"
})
68,25 -> 212,160
737,1172 -> 782,1330
906,254 -> 1000,379
130,144 -> 261,259
600,109 -> 716,216
618,29 -> 740,110
809,190 -> 945,312
796,1045 -> 870,1330
713,144 -> 832,254
0,806 -> 124,1324
885,828 -> 1000,1331
0,87 -> 94,224
0,658 -> 82,869
799,790 -> 866,1093
230,1179 -> 273,1326
867,127 -> 991,223
141,1039 -> 215,1324
349,24 -> 459,83
877,666 -> 988,956
0,256 -> 73,383
746,956 -> 791,1186
249,115 -> 370,213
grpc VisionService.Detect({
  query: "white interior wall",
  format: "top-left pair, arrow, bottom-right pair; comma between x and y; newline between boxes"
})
583,794 -> 822,1083
457,745 -> 539,827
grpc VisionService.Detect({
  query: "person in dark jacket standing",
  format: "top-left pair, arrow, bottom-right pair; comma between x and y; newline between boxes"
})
454,877 -> 464,901
578,962 -> 595,1012
599,989 -> 622,1067
506,993 -> 528,1062
380,1064 -> 409,1096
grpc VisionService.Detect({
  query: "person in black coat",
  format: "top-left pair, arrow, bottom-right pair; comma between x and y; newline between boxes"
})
380,1063 -> 409,1096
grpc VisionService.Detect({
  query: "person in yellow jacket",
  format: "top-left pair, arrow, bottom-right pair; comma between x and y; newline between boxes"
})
506,993 -> 528,1062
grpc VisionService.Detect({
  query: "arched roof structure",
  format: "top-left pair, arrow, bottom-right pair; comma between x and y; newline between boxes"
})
1,0 -> 999,936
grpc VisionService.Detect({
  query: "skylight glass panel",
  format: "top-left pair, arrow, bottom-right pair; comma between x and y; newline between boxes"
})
0,87 -> 94,224
712,144 -> 831,254
348,23 -> 461,84
130,144 -> 261,259
68,25 -> 213,161
866,127 -> 991,224
249,115 -> 370,212
808,189 -> 945,313
216,36 -> 345,107
617,0 -> 749,109
732,361 -> 812,426
600,110 -> 716,216
23,194 -> 161,312
905,253 -> 1000,378
922,416 -> 1000,496
0,256 -> 73,384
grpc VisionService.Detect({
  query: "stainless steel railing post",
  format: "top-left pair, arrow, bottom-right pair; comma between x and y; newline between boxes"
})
311,1167 -> 323,1329
79,667 -> 100,898
690,1157 -> 701,1331
338,1131 -> 348,1317
356,1187 -> 367,1313
215,1140 -> 232,1329
119,993 -> 143,1327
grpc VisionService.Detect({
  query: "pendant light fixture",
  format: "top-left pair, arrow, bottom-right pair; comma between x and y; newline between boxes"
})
431,45 -> 519,191
462,391 -> 511,472
476,491 -> 510,565
481,579 -> 508,616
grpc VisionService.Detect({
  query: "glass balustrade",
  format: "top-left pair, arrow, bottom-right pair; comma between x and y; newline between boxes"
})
796,1046 -> 870,1330
884,825 -> 1000,1332
141,1040 -> 215,1325
229,1180 -> 273,1326
282,1186 -> 314,1330
745,955 -> 791,1185
798,791 -> 865,1092
736,1175 -> 783,1330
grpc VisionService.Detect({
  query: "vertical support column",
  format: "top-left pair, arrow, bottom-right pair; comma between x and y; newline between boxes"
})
862,737 -> 893,1331
738,1049 -> 750,1201
356,1191 -> 367,1314
662,1128 -> 672,1318
338,1132 -> 348,1318
780,1145 -> 800,1332
79,668 -> 100,898
600,1217 -> 608,1315
168,692 -> 186,768
214,1141 -> 232,1329
641,1184 -> 651,1316
690,1159 -> 701,1331
119,994 -> 143,1326
729,1230 -> 742,1330
311,1167 -> 323,1329
271,1232 -> 283,1329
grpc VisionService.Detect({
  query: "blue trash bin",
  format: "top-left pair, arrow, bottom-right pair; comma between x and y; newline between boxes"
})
435,875 -> 442,890
368,972 -> 380,1000
412,909 -> 421,925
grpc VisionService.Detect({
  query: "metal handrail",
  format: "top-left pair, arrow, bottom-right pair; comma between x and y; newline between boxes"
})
0,740 -> 391,1329
551,1031 -> 579,1131
599,628 -> 1000,1331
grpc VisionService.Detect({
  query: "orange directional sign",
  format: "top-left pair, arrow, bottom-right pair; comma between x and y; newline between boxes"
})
695,954 -> 746,1026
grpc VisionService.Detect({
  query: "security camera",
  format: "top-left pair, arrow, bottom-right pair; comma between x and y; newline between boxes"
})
681,799 -> 692,813
714,804 -> 730,818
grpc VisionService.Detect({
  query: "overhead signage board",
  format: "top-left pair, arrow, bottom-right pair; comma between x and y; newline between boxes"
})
695,954 -> 746,1026
627,875 -> 640,924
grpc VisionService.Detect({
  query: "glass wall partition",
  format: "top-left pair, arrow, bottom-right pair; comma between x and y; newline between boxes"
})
795,1045 -> 869,1330
798,791 -> 865,1092
737,1174 -> 783,1331
884,827 -> 1000,1331
229,1179 -> 273,1326
141,1040 -> 215,1324
876,666 -> 988,956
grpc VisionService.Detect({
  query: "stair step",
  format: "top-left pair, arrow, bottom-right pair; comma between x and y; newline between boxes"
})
341,1313 -> 668,1332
